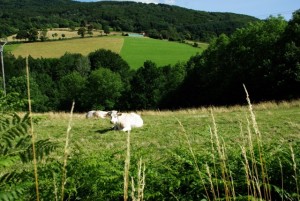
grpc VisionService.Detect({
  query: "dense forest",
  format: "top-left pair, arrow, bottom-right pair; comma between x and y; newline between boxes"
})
0,0 -> 258,41
1,11 -> 300,112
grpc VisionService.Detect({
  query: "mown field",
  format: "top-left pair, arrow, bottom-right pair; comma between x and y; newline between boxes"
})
26,100 -> 300,200
120,37 -> 204,69
7,36 -> 205,69
8,37 -> 124,58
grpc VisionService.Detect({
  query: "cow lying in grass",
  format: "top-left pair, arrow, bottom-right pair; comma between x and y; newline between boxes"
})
106,110 -> 143,132
86,110 -> 96,118
86,110 -> 108,119
93,110 -> 108,119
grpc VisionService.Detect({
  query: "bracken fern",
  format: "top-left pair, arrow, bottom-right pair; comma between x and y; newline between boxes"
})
0,111 -> 58,200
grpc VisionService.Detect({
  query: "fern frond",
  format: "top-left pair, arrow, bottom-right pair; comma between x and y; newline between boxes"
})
20,113 -> 30,124
0,185 -> 24,201
0,156 -> 18,168
19,139 -> 58,163
12,113 -> 22,125
0,113 -> 30,154
3,122 -> 29,140
0,172 -> 16,184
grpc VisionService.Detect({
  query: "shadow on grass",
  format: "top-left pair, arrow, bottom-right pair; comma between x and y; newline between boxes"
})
95,128 -> 113,134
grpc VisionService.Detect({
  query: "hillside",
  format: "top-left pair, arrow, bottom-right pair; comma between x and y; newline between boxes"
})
0,0 -> 259,41
8,36 -> 205,69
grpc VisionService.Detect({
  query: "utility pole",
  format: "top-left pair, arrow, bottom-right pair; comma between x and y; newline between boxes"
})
0,39 -> 7,96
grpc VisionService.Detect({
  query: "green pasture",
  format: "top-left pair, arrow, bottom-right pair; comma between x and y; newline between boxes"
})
27,100 -> 300,200
120,37 -> 204,69
7,36 -> 205,69
35,101 -> 300,159
9,37 -> 124,58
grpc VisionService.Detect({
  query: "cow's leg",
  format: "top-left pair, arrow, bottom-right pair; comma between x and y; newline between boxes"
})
121,126 -> 131,132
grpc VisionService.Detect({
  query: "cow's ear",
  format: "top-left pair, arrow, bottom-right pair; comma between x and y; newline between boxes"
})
117,112 -> 122,116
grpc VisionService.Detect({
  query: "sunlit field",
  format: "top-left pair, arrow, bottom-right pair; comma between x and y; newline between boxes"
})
120,37 -> 204,69
26,99 -> 300,200
7,35 -> 206,69
10,37 -> 124,58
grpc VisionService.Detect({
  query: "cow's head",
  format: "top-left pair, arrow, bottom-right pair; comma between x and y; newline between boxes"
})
107,110 -> 122,124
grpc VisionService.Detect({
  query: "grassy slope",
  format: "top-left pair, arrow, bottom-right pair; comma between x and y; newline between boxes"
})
22,100 -> 300,199
120,37 -> 204,69
34,100 -> 300,166
10,37 -> 124,58
8,36 -> 206,69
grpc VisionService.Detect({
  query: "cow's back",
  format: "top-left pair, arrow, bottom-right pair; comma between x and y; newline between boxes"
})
119,113 -> 143,129
128,113 -> 143,128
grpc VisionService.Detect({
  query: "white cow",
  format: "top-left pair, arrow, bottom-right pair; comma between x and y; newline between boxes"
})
86,110 -> 108,119
107,110 -> 143,132
93,110 -> 108,119
86,110 -> 96,118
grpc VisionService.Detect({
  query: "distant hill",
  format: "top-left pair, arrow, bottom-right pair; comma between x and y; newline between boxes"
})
0,0 -> 259,41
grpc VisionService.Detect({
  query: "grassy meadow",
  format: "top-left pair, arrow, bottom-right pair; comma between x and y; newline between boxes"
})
120,37 -> 203,69
27,99 -> 300,200
7,35 -> 205,69
9,37 -> 124,58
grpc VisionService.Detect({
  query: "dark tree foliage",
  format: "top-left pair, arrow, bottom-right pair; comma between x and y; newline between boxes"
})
127,61 -> 166,110
55,53 -> 90,79
173,14 -> 300,108
88,49 -> 131,80
158,63 -> 187,109
58,71 -> 87,111
2,14 -> 300,112
81,68 -> 124,110
7,75 -> 49,112
272,10 -> 300,100
0,0 -> 258,42
77,27 -> 86,38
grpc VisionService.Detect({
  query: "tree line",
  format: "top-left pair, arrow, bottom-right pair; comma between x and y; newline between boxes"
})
1,12 -> 300,112
0,0 -> 258,42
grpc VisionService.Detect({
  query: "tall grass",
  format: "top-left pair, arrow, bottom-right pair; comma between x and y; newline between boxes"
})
26,57 -> 40,201
290,145 -> 299,200
177,118 -> 211,200
243,84 -> 272,200
18,68 -> 300,200
210,111 -> 235,200
124,131 -> 131,201
60,101 -> 75,201
131,158 -> 146,201
176,86 -> 299,200
26,57 -> 76,201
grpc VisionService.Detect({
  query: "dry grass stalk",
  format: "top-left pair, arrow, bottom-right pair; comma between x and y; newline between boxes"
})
290,145 -> 299,200
243,84 -> 271,201
245,117 -> 260,199
131,177 -> 136,201
137,159 -> 146,201
241,146 -> 257,200
229,170 -> 236,200
124,130 -> 131,201
53,172 -> 58,201
210,111 -> 232,200
209,127 -> 220,199
26,57 -> 40,201
278,159 -> 283,201
205,163 -> 217,201
60,101 -> 75,201
131,158 -> 146,201
176,118 -> 211,201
